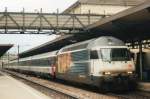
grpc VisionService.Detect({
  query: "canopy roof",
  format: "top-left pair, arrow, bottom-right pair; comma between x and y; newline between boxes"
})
85,1 -> 150,41
79,0 -> 146,6
0,44 -> 13,57
63,0 -> 146,13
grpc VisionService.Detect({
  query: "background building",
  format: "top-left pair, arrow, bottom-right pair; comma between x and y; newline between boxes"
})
63,0 -> 147,15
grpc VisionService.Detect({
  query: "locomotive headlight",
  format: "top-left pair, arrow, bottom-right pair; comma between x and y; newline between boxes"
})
105,72 -> 111,75
127,71 -> 133,74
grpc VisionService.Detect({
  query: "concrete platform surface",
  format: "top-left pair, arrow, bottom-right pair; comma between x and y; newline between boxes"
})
138,82 -> 150,92
0,71 -> 51,99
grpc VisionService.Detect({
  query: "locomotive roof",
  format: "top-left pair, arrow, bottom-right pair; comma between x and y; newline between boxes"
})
87,36 -> 125,48
59,36 -> 125,53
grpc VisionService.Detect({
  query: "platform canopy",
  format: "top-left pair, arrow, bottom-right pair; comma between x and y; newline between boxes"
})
85,1 -> 150,42
63,0 -> 146,13
0,44 -> 13,57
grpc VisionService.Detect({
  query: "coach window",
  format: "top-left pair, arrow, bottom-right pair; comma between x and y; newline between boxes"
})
90,50 -> 98,59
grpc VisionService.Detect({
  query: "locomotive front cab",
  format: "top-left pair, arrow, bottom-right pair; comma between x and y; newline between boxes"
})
90,47 -> 136,78
90,47 -> 136,90
90,47 -> 135,75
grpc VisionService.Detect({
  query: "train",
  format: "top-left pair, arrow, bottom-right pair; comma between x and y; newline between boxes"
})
4,36 -> 136,91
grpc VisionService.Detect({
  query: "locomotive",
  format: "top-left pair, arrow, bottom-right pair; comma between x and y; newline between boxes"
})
5,36 -> 136,91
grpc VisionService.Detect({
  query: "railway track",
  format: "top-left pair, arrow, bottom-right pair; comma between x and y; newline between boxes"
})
108,91 -> 150,99
3,70 -> 150,99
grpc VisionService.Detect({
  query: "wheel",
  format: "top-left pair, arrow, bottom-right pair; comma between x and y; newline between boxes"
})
128,80 -> 137,91
99,78 -> 108,93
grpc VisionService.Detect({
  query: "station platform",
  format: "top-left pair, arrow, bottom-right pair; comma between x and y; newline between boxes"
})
138,82 -> 150,92
0,71 -> 51,99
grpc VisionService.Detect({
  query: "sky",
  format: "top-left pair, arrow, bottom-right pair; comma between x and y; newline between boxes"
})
0,34 -> 59,53
0,0 -> 77,54
0,0 -> 77,12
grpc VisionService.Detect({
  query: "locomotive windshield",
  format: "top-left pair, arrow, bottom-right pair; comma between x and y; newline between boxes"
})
100,48 -> 131,61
